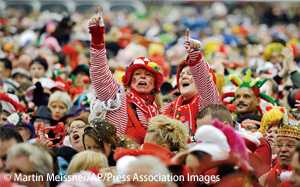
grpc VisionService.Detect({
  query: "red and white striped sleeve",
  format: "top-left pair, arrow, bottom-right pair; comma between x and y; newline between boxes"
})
88,24 -> 130,135
90,47 -> 118,101
188,50 -> 220,110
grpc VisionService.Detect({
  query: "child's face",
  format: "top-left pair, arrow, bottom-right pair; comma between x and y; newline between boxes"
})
30,63 -> 46,79
48,101 -> 68,121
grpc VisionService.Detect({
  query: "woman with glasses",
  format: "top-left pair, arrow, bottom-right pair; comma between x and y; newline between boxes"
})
66,112 -> 90,152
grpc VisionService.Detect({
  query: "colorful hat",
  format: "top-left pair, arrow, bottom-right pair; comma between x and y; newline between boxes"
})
263,42 -> 284,61
212,120 -> 249,162
122,57 -> 163,92
277,125 -> 300,140
259,106 -> 285,134
222,69 -> 279,111
5,112 -> 35,138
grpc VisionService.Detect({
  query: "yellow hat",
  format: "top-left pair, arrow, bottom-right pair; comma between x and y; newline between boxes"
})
277,125 -> 300,140
263,42 -> 284,61
203,40 -> 222,57
259,107 -> 285,134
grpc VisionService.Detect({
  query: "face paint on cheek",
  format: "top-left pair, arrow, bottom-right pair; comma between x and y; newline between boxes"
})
131,76 -> 137,85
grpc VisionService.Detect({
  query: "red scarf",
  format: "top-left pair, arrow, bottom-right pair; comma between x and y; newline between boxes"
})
127,90 -> 158,120
164,95 -> 200,135
265,160 -> 293,187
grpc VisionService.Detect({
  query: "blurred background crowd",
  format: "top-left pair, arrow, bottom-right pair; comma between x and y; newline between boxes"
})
1,0 -> 300,187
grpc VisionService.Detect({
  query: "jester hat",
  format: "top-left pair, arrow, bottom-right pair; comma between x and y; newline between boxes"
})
222,69 -> 279,111
122,57 -> 163,92
259,106 -> 285,134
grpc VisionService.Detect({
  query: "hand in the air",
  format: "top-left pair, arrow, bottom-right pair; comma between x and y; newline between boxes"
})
184,29 -> 202,53
88,6 -> 105,48
184,29 -> 203,63
88,6 -> 104,28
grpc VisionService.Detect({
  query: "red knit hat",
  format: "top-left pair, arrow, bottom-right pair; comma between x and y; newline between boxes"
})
122,57 -> 163,92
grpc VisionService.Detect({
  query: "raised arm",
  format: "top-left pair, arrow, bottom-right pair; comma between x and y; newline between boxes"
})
89,11 -> 118,101
184,30 -> 220,110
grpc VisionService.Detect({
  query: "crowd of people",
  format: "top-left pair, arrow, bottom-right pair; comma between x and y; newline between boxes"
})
1,1 -> 300,187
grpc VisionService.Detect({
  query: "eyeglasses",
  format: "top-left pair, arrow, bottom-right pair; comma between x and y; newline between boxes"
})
68,124 -> 87,134
277,143 -> 297,149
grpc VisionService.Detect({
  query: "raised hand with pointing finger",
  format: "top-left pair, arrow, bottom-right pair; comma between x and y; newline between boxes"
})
184,29 -> 202,53
88,6 -> 105,49
88,7 -> 164,144
162,28 -> 219,136
183,29 -> 203,65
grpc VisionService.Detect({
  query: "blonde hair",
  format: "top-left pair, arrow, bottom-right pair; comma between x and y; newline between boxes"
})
67,150 -> 108,175
48,91 -> 72,110
146,115 -> 188,152
7,143 -> 53,178
259,107 -> 284,134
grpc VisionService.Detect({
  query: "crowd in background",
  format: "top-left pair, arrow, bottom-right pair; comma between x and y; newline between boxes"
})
1,1 -> 300,187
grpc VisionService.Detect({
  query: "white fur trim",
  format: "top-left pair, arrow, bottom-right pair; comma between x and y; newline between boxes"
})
89,87 -> 123,122
237,128 -> 262,146
279,171 -> 292,182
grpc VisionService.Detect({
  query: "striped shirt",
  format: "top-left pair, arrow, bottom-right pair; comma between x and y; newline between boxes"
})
90,47 -> 147,135
162,51 -> 220,113
90,47 -> 219,135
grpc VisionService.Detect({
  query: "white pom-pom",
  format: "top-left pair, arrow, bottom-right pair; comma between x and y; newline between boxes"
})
7,113 -> 20,125
279,171 -> 292,182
